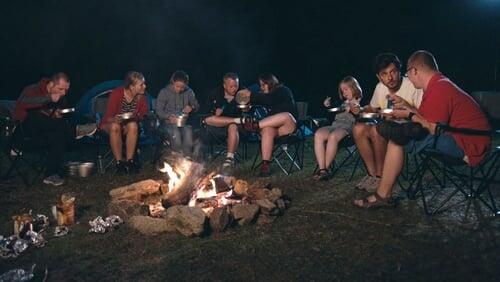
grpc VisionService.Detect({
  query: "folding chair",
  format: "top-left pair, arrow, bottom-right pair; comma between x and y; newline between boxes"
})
1,120 -> 47,185
251,124 -> 305,175
407,124 -> 499,221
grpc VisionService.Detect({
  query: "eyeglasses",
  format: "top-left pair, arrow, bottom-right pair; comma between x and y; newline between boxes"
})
405,67 -> 416,76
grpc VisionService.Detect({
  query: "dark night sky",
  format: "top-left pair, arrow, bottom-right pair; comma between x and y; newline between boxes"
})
1,0 -> 499,115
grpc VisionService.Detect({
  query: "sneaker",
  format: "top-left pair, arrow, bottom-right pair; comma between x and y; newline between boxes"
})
76,123 -> 97,140
126,159 -> 140,174
258,162 -> 272,177
115,161 -> 128,175
222,157 -> 235,168
356,175 -> 372,190
43,174 -> 65,186
364,176 -> 381,193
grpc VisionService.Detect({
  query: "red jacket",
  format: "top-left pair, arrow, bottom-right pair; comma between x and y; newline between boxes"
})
14,78 -> 51,121
99,86 -> 148,128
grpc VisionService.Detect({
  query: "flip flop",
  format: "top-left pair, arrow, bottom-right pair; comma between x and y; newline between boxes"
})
312,169 -> 329,181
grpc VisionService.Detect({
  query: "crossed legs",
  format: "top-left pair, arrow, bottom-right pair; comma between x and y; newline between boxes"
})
259,112 -> 296,161
205,116 -> 239,154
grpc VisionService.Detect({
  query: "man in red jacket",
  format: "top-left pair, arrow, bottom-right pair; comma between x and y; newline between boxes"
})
13,72 -> 97,186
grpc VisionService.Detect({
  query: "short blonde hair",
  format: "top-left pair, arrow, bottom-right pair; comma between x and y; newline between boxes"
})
124,71 -> 145,89
338,76 -> 362,101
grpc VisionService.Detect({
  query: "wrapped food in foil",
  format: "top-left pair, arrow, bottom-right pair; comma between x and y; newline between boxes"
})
0,263 -> 36,281
88,215 -> 123,234
54,226 -> 69,237
31,214 -> 49,232
24,231 -> 45,248
12,239 -> 29,255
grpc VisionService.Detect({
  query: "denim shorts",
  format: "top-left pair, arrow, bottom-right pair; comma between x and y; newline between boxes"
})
404,133 -> 464,159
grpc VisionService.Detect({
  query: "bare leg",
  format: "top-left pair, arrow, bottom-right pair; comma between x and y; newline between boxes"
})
205,116 -> 237,127
227,123 -> 239,154
369,125 -> 388,176
123,121 -> 138,160
314,127 -> 330,170
353,123 -> 377,176
260,126 -> 278,161
258,112 -> 296,136
108,122 -> 123,161
354,140 -> 404,205
324,129 -> 348,169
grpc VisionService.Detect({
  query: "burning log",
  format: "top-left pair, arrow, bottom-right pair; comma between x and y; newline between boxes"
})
159,157 -> 204,207
109,179 -> 162,201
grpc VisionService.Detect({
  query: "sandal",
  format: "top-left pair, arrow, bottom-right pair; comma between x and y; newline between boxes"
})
312,169 -> 329,181
353,192 -> 394,209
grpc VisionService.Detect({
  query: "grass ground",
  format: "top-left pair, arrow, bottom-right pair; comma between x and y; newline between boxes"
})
0,139 -> 499,281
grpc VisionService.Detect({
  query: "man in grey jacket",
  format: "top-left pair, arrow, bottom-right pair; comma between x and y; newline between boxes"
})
156,70 -> 199,157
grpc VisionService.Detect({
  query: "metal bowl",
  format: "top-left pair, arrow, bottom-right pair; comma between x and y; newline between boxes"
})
380,108 -> 394,114
60,108 -> 75,114
118,112 -> 134,120
359,112 -> 380,119
237,104 -> 252,112
173,114 -> 188,127
78,162 -> 95,178
328,106 -> 345,113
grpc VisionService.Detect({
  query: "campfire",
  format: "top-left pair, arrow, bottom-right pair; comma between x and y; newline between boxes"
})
108,154 -> 290,236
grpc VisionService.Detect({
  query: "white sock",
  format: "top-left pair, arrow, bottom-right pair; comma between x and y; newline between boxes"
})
226,152 -> 235,159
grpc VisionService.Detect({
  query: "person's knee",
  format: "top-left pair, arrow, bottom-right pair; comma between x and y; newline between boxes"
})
109,123 -> 121,135
127,122 -> 139,133
327,133 -> 342,143
352,124 -> 366,138
227,123 -> 238,133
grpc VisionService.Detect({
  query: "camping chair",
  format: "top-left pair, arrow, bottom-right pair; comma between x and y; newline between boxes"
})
1,119 -> 47,186
407,124 -> 499,221
312,134 -> 363,181
251,123 -> 305,176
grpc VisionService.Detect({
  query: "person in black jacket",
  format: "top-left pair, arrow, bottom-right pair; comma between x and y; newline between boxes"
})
237,73 -> 298,177
203,73 -> 243,167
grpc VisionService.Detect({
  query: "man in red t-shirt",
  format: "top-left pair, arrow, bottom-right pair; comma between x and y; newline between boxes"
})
354,50 -> 491,208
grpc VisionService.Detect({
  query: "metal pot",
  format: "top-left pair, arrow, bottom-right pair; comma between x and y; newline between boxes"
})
65,161 -> 81,176
174,114 -> 188,127
78,162 -> 95,177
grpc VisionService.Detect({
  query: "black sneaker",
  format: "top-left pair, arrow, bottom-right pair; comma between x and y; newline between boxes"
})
115,161 -> 128,175
127,159 -> 140,174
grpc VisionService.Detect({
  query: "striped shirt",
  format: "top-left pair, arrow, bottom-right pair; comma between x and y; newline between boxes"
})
120,95 -> 138,114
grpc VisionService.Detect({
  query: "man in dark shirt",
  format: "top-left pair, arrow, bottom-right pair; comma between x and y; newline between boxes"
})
203,73 -> 242,168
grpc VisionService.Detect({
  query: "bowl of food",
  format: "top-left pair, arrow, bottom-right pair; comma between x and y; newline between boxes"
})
118,112 -> 134,121
359,112 -> 380,119
328,106 -> 345,113
78,162 -> 95,178
60,108 -> 75,114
